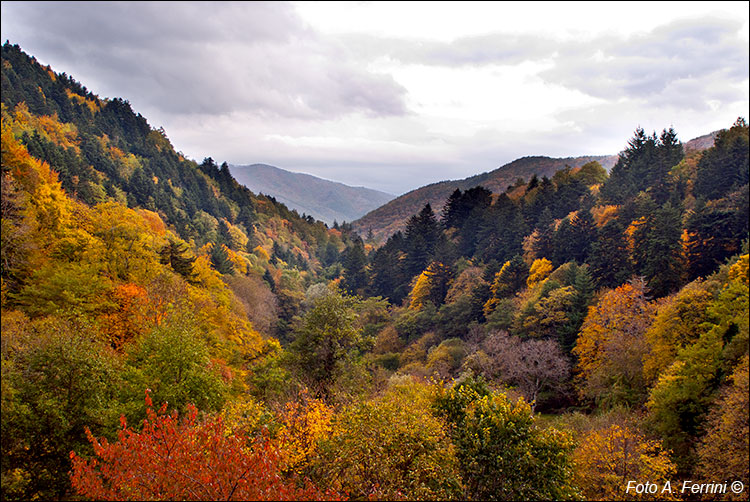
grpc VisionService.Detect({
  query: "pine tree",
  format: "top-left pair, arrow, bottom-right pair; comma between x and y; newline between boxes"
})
217,219 -> 234,249
159,239 -> 197,282
476,194 -> 526,263
531,207 -> 555,261
442,189 -> 464,230
368,231 -> 409,303
685,192 -> 749,280
263,268 -> 276,292
341,239 -> 368,295
694,118 -> 749,201
552,217 -> 576,266
570,208 -> 596,263
589,219 -> 631,289
404,204 -> 440,278
210,242 -> 234,275
633,203 -> 684,297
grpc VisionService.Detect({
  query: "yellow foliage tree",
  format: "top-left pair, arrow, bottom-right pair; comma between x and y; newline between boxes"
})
573,278 -> 656,407
315,380 -> 463,500
591,205 -> 620,227
573,424 -> 677,501
643,280 -> 715,384
409,269 -> 433,310
276,391 -> 334,474
527,257 -> 553,288
409,261 -> 451,310
695,354 -> 749,501
253,245 -> 270,262
728,253 -> 749,286
2,120 -> 72,235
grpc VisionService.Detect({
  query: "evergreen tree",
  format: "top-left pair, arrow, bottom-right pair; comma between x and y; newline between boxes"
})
685,190 -> 749,280
632,203 -> 684,297
600,127 -> 657,204
237,205 -> 256,232
217,219 -> 234,249
589,219 -> 631,289
442,186 -> 492,232
600,127 -> 684,205
159,239 -> 197,282
694,118 -> 749,201
531,207 -> 555,261
476,194 -> 526,264
404,204 -> 440,278
442,189 -> 464,230
320,241 -> 340,267
455,187 -> 493,257
651,127 -> 684,204
490,255 -> 529,299
341,239 -> 368,295
263,268 -> 276,293
552,217 -> 576,266
523,176 -> 556,228
210,242 -> 234,275
562,264 -> 595,354
570,208 -> 596,264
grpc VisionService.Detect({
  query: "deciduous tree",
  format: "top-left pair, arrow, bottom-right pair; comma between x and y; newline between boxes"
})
70,391 -> 335,501
573,279 -> 655,408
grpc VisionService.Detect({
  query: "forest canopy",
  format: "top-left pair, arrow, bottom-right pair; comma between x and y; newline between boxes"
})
1,42 -> 748,501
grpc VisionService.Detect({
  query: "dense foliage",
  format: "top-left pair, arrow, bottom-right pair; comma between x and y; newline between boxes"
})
1,42 -> 748,501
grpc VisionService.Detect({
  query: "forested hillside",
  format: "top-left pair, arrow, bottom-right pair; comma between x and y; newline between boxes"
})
2,42 -> 748,502
352,154 -> 618,242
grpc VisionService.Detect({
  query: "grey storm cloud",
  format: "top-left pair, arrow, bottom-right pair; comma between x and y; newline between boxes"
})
1,1 -> 408,118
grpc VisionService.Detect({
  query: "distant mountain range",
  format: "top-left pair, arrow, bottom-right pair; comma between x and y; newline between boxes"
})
351,154 -> 619,242
351,129 -> 722,242
229,163 -> 395,225
231,132 -> 720,238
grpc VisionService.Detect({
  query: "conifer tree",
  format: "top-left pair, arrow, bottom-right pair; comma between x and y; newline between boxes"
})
341,239 -> 368,295
442,189 -> 464,230
404,204 -> 440,278
263,268 -> 276,292
694,118 -> 749,201
570,208 -> 596,263
476,194 -> 526,264
530,207 -> 555,261
632,202 -> 684,297
589,219 -> 631,289
159,239 -> 197,282
552,217 -> 576,266
217,219 -> 234,249
210,242 -> 234,275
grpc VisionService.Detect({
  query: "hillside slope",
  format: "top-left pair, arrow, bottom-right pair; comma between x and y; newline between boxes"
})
0,42 -> 353,280
352,154 -> 618,241
230,163 -> 394,226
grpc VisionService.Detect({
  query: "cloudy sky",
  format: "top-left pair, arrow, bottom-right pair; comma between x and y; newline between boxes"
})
2,1 -> 748,195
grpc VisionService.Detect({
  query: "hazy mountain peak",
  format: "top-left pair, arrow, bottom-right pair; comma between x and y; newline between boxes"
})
230,163 -> 395,225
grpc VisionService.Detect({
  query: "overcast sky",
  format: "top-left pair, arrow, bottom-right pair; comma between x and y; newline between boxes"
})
2,1 -> 748,195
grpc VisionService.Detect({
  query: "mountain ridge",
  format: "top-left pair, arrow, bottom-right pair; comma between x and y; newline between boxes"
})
230,163 -> 395,226
352,154 -> 619,241
352,128 -> 722,243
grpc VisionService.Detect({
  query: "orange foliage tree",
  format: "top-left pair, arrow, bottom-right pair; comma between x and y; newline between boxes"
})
70,391 -> 340,501
102,282 -> 150,349
573,278 -> 656,407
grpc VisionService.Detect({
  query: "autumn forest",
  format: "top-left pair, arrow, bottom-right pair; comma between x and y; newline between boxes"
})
1,42 -> 748,501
